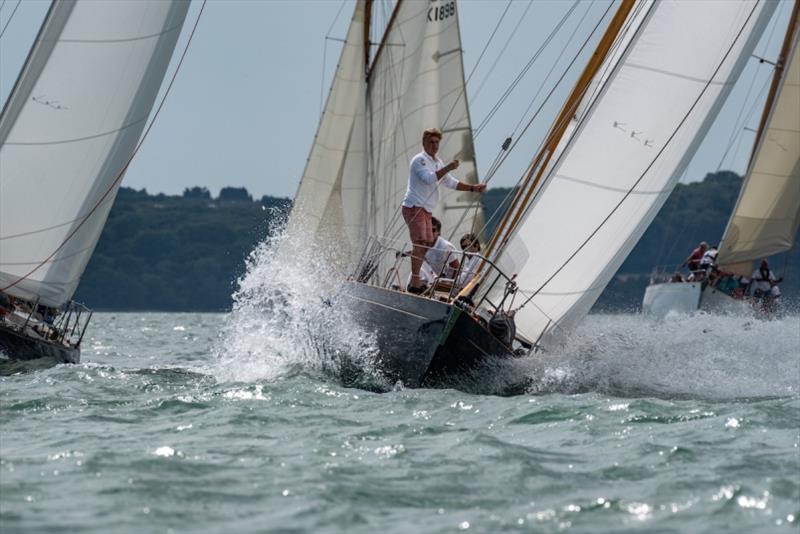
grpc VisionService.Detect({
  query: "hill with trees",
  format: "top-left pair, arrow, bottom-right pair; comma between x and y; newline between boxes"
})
74,172 -> 798,311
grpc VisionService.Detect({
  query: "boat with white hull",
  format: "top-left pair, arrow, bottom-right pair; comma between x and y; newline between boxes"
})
643,2 -> 799,318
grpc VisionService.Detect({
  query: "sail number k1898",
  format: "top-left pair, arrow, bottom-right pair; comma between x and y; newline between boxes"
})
428,1 -> 455,22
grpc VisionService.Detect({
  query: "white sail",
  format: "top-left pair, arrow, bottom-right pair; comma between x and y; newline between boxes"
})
0,0 -> 190,307
365,0 -> 483,249
719,22 -> 800,268
287,0 -> 369,266
490,0 -> 776,342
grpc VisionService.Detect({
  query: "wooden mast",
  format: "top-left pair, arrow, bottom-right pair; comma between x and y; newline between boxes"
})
367,0 -> 404,81
749,0 -> 799,162
717,0 -> 799,276
482,0 -> 637,262
364,0 -> 373,72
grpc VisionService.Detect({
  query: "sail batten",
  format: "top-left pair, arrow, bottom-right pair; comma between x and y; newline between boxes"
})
0,0 -> 191,307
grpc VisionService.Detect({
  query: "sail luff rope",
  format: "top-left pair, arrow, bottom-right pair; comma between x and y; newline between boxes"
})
513,0 -> 762,317
0,0 -> 208,296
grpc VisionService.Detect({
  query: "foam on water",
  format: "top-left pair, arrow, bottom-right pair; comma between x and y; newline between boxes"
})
464,312 -> 800,399
209,217 -> 797,399
211,220 -> 384,386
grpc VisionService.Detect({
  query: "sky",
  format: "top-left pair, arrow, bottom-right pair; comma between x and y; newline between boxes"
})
0,0 -> 794,200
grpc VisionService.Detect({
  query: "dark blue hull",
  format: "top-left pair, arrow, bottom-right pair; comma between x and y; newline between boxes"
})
0,323 -> 79,364
339,282 -> 515,387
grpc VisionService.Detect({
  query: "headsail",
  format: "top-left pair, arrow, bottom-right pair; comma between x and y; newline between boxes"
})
287,0 -> 369,266
485,0 -> 776,342
0,0 -> 191,307
718,3 -> 800,272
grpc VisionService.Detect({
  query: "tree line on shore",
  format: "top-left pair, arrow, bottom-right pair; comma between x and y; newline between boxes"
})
73,172 -> 798,311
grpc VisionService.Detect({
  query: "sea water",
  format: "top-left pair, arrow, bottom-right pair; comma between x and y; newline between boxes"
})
1,233 -> 798,533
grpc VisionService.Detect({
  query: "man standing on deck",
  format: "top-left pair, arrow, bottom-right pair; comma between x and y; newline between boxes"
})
402,128 -> 486,294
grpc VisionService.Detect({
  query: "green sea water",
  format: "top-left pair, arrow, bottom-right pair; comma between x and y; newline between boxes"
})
1,311 -> 798,534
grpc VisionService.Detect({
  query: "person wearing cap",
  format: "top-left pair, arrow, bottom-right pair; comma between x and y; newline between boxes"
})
401,127 -> 486,294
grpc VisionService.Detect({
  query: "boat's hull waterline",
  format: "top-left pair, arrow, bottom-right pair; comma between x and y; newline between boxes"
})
339,282 -> 515,387
0,323 -> 79,364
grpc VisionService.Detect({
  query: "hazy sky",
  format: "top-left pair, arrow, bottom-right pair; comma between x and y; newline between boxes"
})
0,0 -> 793,199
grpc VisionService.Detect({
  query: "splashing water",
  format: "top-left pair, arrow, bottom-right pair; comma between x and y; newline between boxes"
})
452,312 -> 800,399
209,214 -> 797,398
212,217 -> 385,387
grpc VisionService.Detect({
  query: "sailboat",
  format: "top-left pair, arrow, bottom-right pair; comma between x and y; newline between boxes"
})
288,0 -> 776,387
0,0 -> 191,363
642,1 -> 800,317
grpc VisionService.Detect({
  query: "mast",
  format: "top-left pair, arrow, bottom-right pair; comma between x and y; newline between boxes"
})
364,0 -> 373,71
748,0 -> 800,163
717,0 -> 800,273
367,0 -> 404,81
481,0 -> 637,263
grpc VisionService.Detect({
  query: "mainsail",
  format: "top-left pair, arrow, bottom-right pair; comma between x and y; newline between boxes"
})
484,0 -> 776,342
0,0 -> 190,307
289,0 -> 483,268
718,3 -> 800,272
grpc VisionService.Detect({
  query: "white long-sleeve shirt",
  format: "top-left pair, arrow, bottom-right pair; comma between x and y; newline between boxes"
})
401,151 -> 459,213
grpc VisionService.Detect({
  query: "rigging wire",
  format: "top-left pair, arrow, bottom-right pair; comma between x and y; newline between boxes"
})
513,0 -> 761,316
379,0 -> 550,247
715,76 -> 770,172
0,0 -> 209,295
508,1 -> 594,140
439,0 -> 513,136
0,0 -> 21,40
478,0 -> 617,187
464,0 -> 635,252
468,0 -> 532,105
473,0 -> 581,137
319,0 -> 348,114
394,0 -> 615,248
657,3 -> 787,274
716,0 -> 785,172
443,0 -> 618,243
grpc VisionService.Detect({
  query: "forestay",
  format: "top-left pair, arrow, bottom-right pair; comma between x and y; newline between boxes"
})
489,0 -> 776,343
719,20 -> 800,269
0,0 -> 190,307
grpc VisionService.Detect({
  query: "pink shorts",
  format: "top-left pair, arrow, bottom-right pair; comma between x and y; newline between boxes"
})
402,206 -> 433,245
